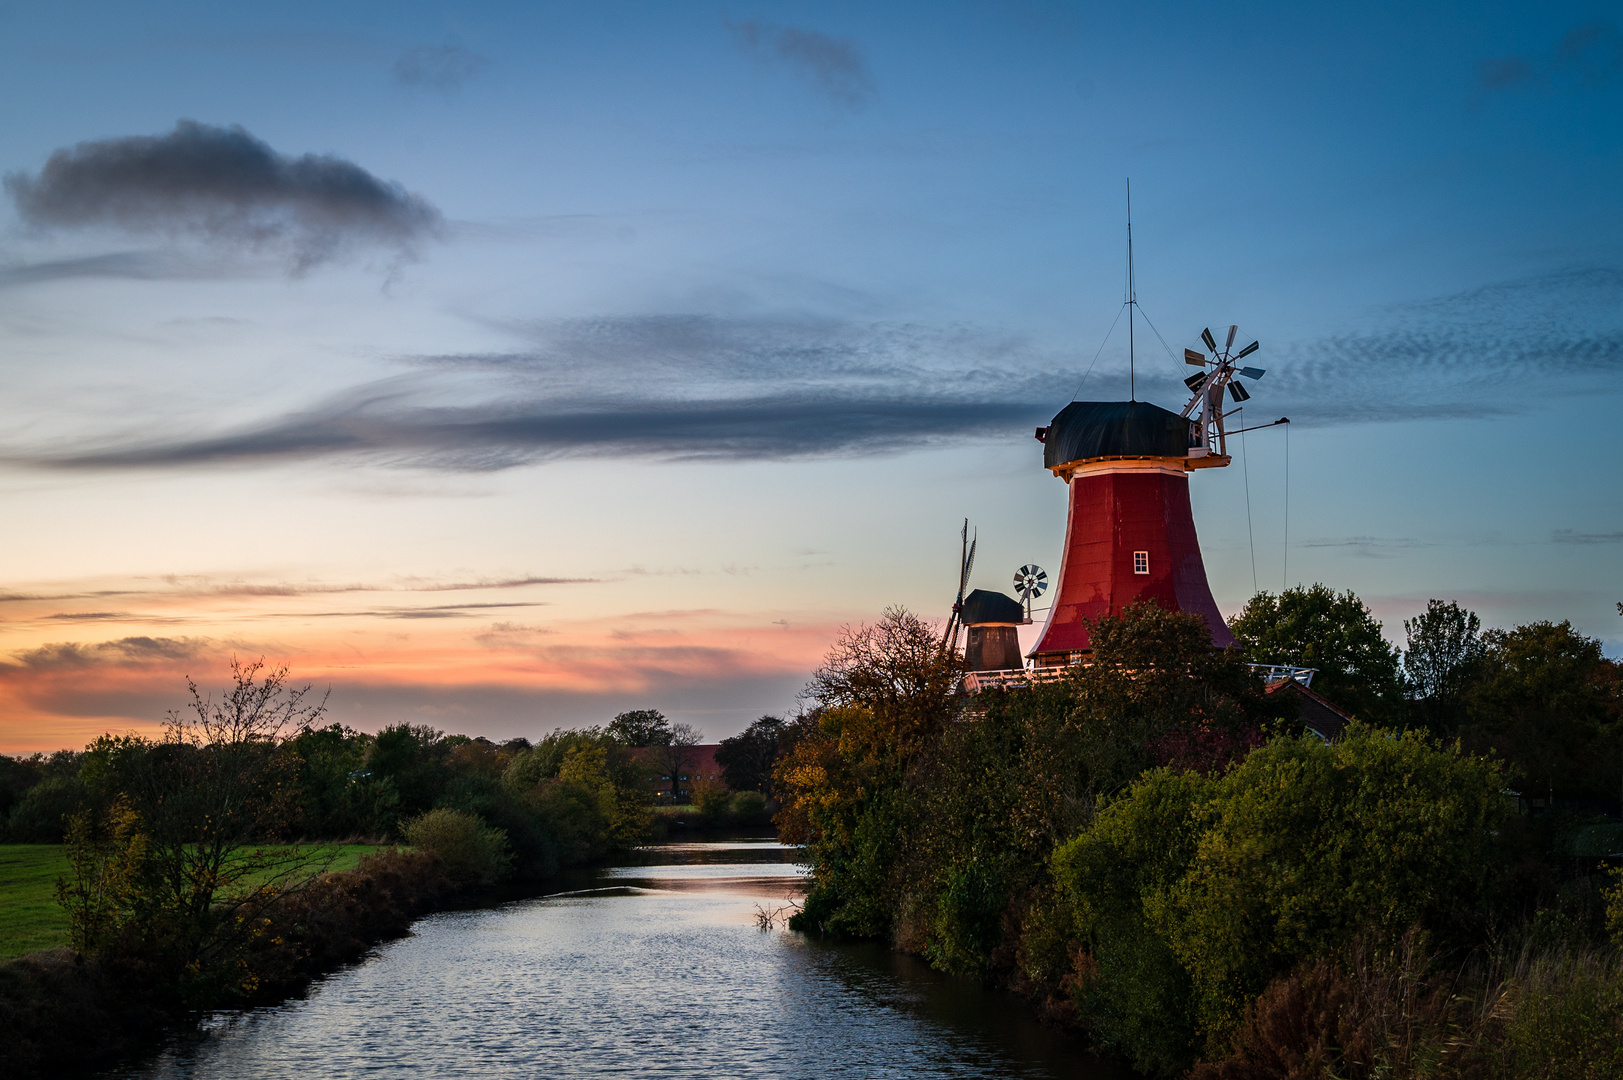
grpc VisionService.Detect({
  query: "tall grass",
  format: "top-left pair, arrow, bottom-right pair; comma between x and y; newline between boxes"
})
1192,936 -> 1623,1079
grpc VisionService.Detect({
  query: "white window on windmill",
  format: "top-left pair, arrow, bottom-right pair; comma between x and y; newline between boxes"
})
1133,550 -> 1150,575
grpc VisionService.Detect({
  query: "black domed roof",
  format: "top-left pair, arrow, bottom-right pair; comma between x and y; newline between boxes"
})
1043,400 -> 1191,469
960,589 -> 1024,625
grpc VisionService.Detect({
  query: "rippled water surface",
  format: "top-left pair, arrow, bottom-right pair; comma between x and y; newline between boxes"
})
111,837 -> 1125,1079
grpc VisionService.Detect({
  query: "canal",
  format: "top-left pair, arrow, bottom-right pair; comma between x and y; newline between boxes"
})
108,837 -> 1128,1078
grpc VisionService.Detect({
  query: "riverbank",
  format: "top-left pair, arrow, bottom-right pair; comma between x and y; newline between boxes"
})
0,844 -> 395,960
648,802 -> 775,835
0,848 -> 463,1077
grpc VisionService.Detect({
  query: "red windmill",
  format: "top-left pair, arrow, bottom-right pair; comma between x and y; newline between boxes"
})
1027,195 -> 1285,666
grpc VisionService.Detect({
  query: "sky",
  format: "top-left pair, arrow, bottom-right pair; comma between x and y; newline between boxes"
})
0,0 -> 1619,752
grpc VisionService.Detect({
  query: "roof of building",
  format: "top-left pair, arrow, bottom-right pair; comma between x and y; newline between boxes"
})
628,743 -> 728,785
960,588 -> 1025,625
1043,400 -> 1192,468
1265,679 -> 1354,742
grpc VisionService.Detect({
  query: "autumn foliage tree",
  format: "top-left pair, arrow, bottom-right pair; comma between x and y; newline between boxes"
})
777,606 -> 963,937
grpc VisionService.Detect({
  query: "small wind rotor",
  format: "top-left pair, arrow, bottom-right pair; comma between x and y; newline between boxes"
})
942,519 -> 978,653
1013,564 -> 1047,623
1181,324 -> 1266,458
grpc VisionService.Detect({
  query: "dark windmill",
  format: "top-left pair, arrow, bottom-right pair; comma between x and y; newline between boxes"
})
943,520 -> 1042,674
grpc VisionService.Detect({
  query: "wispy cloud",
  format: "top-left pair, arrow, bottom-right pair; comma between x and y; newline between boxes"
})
299,601 -> 547,620
1243,268 -> 1623,426
4,121 -> 442,272
12,315 -> 1068,471
0,250 -> 239,290
393,44 -> 490,91
1478,20 -> 1623,92
1552,529 -> 1623,544
5,268 -> 1617,473
730,20 -> 875,109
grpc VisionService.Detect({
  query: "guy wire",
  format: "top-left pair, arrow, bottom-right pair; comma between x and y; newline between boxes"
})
1282,420 -> 1290,592
1241,419 -> 1258,594
1070,304 -> 1125,401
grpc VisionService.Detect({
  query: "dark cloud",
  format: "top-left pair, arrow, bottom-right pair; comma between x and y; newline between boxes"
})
44,612 -> 134,621
1478,21 -> 1623,92
731,20 -> 874,109
416,576 -> 592,591
393,44 -> 491,91
11,636 -> 207,670
4,121 -> 442,271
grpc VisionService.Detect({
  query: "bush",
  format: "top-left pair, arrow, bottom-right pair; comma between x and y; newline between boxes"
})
4,776 -> 86,842
401,808 -> 513,885
728,789 -> 768,819
692,777 -> 731,819
1055,728 -> 1507,1069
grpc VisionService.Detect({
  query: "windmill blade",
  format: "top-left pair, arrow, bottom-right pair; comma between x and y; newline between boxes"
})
962,533 -> 978,593
1201,327 -> 1218,352
1226,325 -> 1238,349
1184,348 -> 1206,366
1235,340 -> 1260,360
1239,366 -> 1266,380
1183,371 -> 1208,391
953,519 -> 969,604
1229,381 -> 1251,402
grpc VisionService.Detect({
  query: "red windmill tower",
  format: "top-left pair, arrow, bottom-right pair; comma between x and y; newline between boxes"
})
1028,204 -> 1284,667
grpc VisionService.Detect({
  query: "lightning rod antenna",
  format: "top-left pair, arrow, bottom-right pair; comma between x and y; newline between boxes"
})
1126,179 -> 1136,402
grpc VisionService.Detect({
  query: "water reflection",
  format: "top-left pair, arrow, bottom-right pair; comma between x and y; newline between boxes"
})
109,837 -> 1125,1079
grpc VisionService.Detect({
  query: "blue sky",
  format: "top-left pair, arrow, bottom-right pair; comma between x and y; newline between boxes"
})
0,1 -> 1618,749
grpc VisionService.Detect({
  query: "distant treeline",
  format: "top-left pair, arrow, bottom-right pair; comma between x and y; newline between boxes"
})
1,700 -> 779,855
774,586 -> 1623,1079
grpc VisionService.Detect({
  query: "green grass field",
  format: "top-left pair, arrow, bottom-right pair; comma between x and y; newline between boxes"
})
0,844 -> 391,960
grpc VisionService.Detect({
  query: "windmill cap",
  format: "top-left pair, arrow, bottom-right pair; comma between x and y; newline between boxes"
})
1043,400 -> 1190,469
960,589 -> 1025,625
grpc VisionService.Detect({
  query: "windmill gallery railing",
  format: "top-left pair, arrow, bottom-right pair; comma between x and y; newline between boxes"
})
961,663 -> 1316,694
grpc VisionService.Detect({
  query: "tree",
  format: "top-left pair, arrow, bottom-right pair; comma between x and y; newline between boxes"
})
1227,584 -> 1402,720
1402,599 -> 1485,700
658,722 -> 702,804
1461,620 -> 1622,802
56,797 -> 148,955
71,659 -> 332,992
366,723 -> 449,821
607,709 -> 670,748
777,606 -> 963,937
715,715 -> 789,796
142,660 -> 328,921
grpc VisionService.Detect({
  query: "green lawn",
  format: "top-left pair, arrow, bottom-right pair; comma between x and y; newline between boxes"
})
0,844 -> 390,960
0,846 -> 69,958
